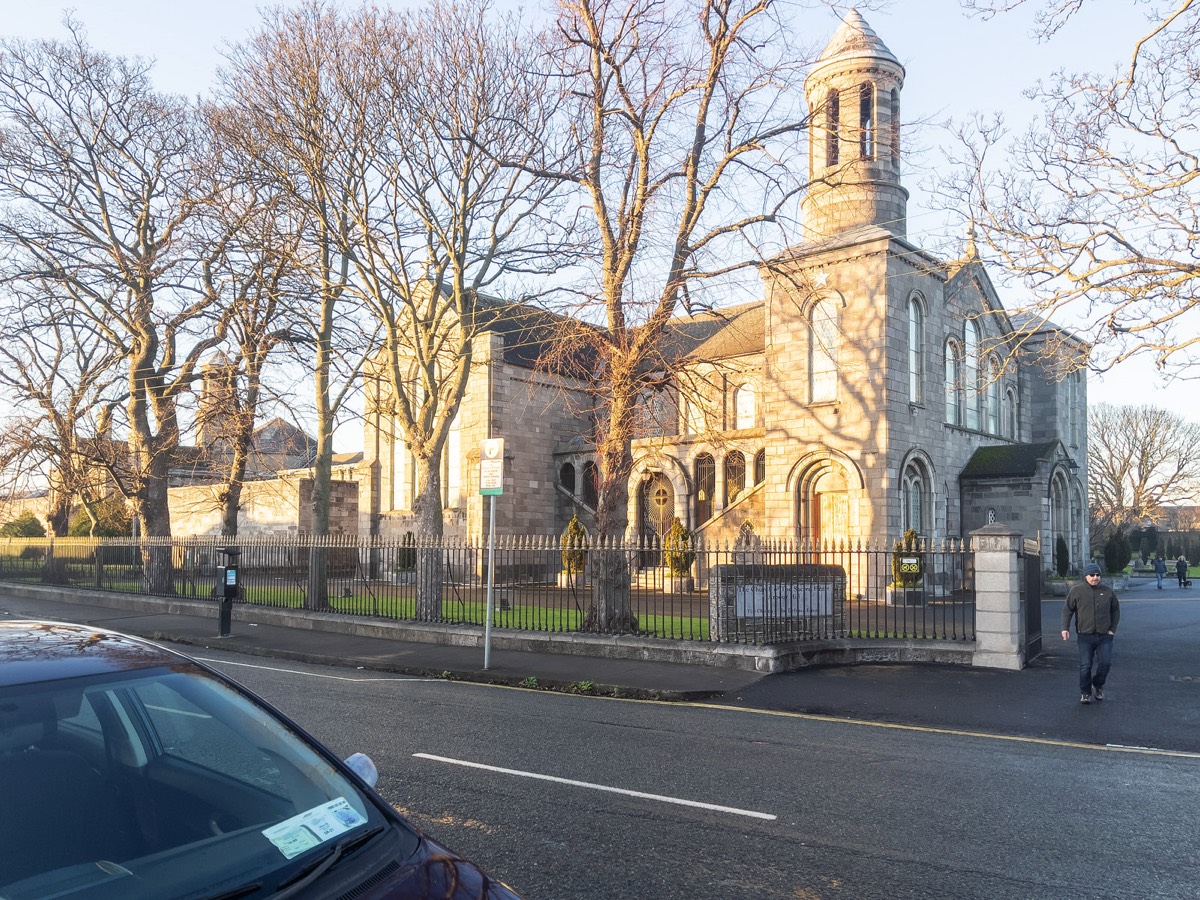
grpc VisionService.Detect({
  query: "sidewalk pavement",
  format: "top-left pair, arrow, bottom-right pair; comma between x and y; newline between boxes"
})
0,585 -> 760,701
3,577 -> 1198,754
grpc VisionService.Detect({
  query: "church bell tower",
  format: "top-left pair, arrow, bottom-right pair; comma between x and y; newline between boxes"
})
800,8 -> 908,241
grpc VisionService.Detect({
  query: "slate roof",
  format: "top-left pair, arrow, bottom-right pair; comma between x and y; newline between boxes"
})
814,9 -> 902,72
960,442 -> 1061,479
473,294 -> 600,377
653,301 -> 766,365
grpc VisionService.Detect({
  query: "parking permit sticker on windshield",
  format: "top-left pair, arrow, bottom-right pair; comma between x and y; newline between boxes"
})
262,797 -> 368,859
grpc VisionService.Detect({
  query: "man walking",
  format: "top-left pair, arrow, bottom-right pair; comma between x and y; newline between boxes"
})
1062,561 -> 1120,704
1154,554 -> 1167,589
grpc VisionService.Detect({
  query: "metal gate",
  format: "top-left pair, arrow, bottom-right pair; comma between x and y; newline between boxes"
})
1021,538 -> 1043,662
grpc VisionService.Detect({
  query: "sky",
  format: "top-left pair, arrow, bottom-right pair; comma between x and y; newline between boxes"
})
0,0 -> 1188,433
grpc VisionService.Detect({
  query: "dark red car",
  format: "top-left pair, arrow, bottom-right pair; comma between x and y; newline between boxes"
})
0,620 -> 520,899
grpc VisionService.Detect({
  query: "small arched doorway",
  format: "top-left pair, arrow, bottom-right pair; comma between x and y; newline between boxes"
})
797,464 -> 849,548
639,473 -> 675,566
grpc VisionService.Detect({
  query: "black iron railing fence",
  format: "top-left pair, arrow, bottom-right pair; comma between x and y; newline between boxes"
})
0,535 -> 974,644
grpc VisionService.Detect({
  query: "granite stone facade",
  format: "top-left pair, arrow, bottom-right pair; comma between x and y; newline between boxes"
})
358,10 -> 1089,565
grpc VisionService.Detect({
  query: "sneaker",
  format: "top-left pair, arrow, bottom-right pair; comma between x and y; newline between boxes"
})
1094,687 -> 1104,701
1080,692 -> 1092,704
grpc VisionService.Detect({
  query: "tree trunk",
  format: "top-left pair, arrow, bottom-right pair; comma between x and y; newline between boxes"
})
305,361 -> 335,609
585,401 -> 636,633
139,463 -> 175,596
413,455 -> 444,621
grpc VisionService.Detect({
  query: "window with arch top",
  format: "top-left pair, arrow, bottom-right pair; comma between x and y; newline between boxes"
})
825,88 -> 840,167
944,340 -> 961,425
964,320 -> 981,430
986,357 -> 1001,434
808,296 -> 840,403
859,83 -> 875,159
733,382 -> 756,430
725,451 -> 746,502
907,294 -> 924,404
901,459 -> 929,535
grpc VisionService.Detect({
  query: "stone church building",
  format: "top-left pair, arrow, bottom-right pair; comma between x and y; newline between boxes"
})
360,10 -> 1089,566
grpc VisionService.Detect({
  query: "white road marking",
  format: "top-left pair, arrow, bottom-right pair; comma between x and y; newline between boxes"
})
195,657 -> 440,683
412,752 -> 777,821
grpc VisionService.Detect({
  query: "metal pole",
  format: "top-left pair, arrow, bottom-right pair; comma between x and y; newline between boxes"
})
483,494 -> 497,669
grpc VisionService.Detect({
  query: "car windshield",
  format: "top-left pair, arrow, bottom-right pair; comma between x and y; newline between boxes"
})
0,663 -> 408,899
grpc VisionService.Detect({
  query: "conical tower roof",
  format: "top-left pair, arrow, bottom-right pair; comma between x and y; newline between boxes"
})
812,8 -> 901,76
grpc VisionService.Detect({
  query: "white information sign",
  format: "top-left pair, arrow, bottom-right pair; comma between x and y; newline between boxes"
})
480,438 -> 505,495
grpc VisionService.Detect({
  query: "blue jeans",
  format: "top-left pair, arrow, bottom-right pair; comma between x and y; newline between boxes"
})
1077,633 -> 1114,694
1156,571 -> 1164,588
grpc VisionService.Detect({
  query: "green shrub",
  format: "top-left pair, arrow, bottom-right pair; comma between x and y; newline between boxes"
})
0,512 -> 45,537
561,515 -> 587,574
663,517 -> 695,577
891,528 -> 924,587
1054,534 -> 1069,577
1103,530 -> 1132,575
68,495 -> 132,537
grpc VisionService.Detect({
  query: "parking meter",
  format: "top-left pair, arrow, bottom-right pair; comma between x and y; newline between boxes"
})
216,547 -> 241,637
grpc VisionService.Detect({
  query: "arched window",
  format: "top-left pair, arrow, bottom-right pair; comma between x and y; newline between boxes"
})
733,382 -> 756,429
694,453 -> 715,525
559,463 -> 576,494
754,449 -> 766,485
944,340 -> 961,425
908,294 -> 924,404
964,321 -> 980,430
1004,386 -> 1019,439
986,357 -> 1001,434
901,460 -> 929,535
809,297 -> 839,403
825,88 -> 840,167
725,451 -> 746,502
859,83 -> 875,159
582,461 -> 599,509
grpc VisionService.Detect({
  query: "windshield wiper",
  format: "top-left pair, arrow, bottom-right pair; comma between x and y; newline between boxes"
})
199,880 -> 264,900
272,825 -> 386,900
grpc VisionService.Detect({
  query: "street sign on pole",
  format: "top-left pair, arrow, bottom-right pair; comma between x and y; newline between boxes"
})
480,438 -> 504,668
480,438 -> 504,496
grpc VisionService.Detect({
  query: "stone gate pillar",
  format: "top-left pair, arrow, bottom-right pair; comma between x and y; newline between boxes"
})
971,524 -> 1025,670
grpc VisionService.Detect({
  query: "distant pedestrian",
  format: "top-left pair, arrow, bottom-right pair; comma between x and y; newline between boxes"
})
1176,555 -> 1189,588
1062,562 -> 1120,704
1154,555 -> 1167,589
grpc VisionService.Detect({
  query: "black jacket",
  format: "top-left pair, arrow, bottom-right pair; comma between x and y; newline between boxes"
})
1063,582 -> 1120,635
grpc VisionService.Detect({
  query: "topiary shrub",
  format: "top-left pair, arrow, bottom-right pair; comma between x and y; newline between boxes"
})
561,515 -> 587,574
663,517 -> 695,577
891,528 -> 924,587
1103,530 -> 1132,575
1054,534 -> 1070,577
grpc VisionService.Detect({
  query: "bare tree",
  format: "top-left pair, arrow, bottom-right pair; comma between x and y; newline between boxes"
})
216,2 -> 377,606
0,286 -> 123,535
1087,403 -> 1200,542
0,21 -> 231,591
946,0 -> 1200,378
194,181 -> 304,537
538,0 -> 812,630
336,0 -> 566,618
